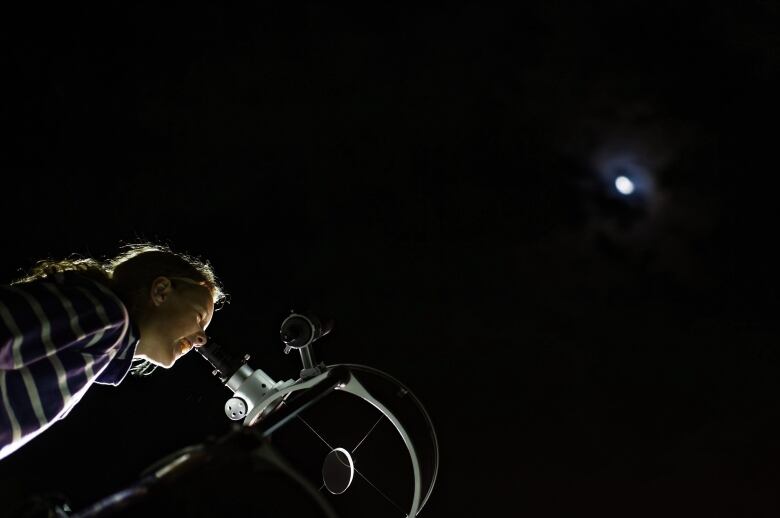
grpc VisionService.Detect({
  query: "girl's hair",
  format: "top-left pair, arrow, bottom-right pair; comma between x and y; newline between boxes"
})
12,242 -> 228,375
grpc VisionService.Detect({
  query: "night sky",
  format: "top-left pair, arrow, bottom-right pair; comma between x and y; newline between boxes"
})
0,3 -> 773,517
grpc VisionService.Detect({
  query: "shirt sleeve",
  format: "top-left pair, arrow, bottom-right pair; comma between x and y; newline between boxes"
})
0,272 -> 130,370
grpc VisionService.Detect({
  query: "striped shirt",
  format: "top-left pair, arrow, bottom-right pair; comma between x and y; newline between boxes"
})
0,271 -> 138,460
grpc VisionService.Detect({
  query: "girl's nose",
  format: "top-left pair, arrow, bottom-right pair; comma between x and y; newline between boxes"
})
193,333 -> 208,347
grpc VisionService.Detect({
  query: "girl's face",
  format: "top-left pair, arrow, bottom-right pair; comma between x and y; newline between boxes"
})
134,276 -> 215,368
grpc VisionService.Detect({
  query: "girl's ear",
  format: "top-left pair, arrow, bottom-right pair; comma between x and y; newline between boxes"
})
150,276 -> 172,306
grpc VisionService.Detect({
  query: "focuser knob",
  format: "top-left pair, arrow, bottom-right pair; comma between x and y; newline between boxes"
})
225,397 -> 247,421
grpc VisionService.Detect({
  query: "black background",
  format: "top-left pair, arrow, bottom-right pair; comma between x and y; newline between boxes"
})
0,3 -> 775,517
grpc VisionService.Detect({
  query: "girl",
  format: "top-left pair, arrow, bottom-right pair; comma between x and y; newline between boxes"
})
0,243 -> 226,460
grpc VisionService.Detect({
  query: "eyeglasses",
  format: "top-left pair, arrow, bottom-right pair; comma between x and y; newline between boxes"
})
169,276 -> 225,310
169,276 -> 207,288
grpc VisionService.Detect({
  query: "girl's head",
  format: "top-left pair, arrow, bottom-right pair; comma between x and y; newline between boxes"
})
14,243 -> 227,370
108,245 -> 226,368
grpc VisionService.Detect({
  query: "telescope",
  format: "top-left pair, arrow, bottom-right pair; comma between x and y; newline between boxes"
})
69,311 -> 439,518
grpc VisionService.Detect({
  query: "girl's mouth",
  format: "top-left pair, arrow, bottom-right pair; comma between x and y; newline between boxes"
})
178,339 -> 192,355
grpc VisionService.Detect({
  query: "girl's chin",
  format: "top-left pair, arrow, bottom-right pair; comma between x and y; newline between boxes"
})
144,349 -> 177,369
136,341 -> 177,368
158,361 -> 175,369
